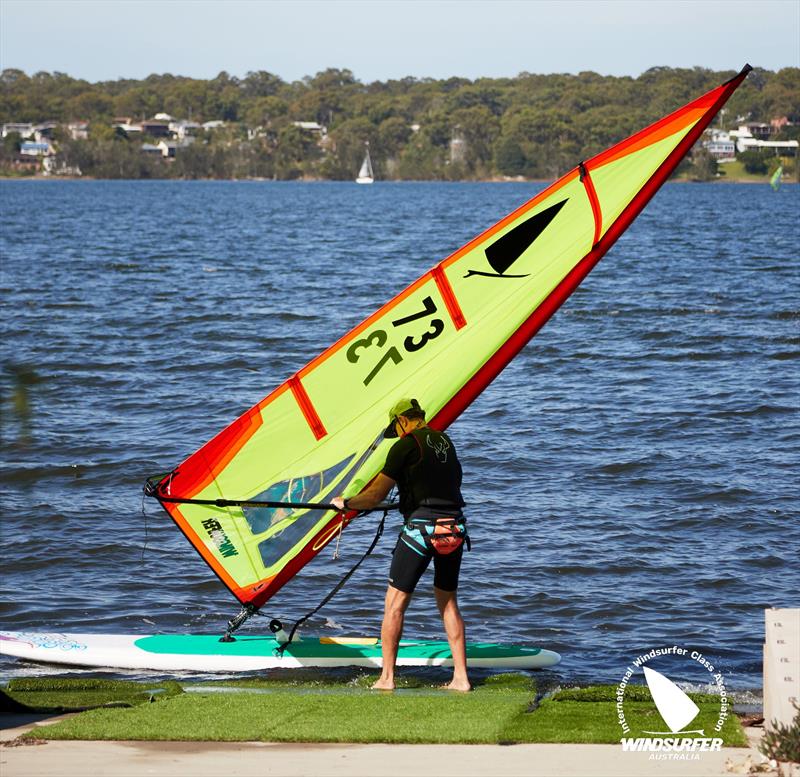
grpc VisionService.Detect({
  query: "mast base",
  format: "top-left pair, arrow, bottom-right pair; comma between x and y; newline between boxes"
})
219,603 -> 257,642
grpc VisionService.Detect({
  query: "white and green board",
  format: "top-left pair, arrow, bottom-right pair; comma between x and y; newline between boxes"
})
0,631 -> 561,671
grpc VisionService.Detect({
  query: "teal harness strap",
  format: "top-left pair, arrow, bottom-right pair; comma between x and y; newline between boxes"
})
399,528 -> 429,556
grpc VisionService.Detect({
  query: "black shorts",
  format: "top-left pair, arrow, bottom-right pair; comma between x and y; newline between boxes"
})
388,535 -> 463,594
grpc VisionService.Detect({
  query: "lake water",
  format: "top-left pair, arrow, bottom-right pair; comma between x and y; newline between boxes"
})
1,179 -> 798,692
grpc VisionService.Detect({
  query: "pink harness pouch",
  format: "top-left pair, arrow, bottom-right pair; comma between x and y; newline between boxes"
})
429,519 -> 464,555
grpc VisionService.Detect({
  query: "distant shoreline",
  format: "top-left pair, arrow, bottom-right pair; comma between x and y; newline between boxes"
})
1,174 -> 795,184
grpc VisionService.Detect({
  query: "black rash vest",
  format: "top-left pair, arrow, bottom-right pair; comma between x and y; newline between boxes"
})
381,427 -> 465,519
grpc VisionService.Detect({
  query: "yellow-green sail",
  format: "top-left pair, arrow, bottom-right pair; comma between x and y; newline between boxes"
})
770,165 -> 783,191
151,66 -> 751,608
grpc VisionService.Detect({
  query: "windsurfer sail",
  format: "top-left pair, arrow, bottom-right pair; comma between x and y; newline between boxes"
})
770,165 -> 783,191
146,66 -> 752,619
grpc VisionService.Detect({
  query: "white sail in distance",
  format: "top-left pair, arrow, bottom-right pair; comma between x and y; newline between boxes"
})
356,145 -> 374,184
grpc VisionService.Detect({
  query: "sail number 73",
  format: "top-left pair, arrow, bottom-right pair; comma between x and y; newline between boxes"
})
346,296 -> 444,386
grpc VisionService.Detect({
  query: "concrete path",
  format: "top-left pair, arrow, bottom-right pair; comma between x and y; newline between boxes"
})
0,713 -> 777,777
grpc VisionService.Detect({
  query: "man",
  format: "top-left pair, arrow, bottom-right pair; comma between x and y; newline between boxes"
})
332,398 -> 470,691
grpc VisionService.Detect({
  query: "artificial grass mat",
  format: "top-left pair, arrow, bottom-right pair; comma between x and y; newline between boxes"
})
5,675 -> 746,745
3,678 -> 183,712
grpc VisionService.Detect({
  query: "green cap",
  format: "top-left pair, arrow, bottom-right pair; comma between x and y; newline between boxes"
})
384,398 -> 423,438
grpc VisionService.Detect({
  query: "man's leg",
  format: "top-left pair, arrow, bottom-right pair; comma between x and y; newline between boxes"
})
434,586 -> 471,691
373,584 -> 413,690
376,536 -> 430,690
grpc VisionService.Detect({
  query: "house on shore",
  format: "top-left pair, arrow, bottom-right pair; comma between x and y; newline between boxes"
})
68,121 -> 89,140
33,122 -> 59,142
170,120 -> 202,140
730,125 -> 798,155
292,121 -> 327,137
10,154 -> 40,172
157,138 -> 195,158
139,119 -> 170,138
703,129 -> 736,160
740,122 -> 774,140
20,141 -> 52,157
2,123 -> 34,139
113,118 -> 143,135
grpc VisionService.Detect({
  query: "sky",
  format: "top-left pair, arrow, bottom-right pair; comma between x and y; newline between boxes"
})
1,0 -> 798,83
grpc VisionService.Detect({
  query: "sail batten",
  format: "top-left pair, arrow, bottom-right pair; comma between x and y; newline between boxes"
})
152,66 -> 751,608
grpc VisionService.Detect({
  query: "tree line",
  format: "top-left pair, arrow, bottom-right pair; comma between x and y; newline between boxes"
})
1,66 -> 798,180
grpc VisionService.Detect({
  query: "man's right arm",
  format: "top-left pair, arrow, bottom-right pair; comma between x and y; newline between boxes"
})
332,474 -> 396,512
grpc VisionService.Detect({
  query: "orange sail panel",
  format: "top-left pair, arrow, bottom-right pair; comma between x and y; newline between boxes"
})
153,66 -> 751,608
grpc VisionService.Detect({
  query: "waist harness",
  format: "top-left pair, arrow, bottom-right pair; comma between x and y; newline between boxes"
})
401,500 -> 470,556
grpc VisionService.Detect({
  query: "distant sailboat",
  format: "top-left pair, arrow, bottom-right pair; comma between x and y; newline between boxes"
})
770,165 -> 783,191
642,666 -> 702,734
356,144 -> 374,184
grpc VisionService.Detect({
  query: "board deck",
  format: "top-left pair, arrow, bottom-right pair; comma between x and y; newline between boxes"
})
0,631 -> 561,671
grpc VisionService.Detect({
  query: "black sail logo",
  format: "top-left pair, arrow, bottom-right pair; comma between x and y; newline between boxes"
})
465,198 -> 568,279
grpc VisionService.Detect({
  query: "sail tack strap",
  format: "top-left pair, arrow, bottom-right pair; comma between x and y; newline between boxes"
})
276,510 -> 388,656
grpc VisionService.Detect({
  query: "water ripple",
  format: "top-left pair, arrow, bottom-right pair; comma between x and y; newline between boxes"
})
1,180 -> 798,687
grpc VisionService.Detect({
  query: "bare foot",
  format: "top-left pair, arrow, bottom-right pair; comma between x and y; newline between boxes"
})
371,678 -> 395,691
440,679 -> 471,692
